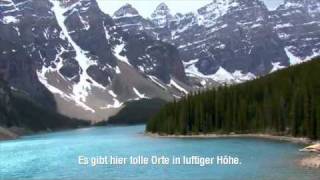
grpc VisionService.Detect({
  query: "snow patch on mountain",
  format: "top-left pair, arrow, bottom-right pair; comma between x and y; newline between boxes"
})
197,0 -> 239,28
101,98 -> 123,109
115,66 -> 121,74
274,23 -> 293,30
148,75 -> 167,90
49,0 -> 106,105
271,62 -> 286,73
2,16 -> 19,24
285,47 -> 303,65
213,67 -> 236,82
113,43 -> 131,66
108,90 -> 117,98
285,46 -> 320,65
133,87 -> 148,99
284,1 -> 303,9
184,60 -> 255,84
37,69 -> 95,113
169,79 -> 188,95
232,71 -> 256,82
78,13 -> 90,31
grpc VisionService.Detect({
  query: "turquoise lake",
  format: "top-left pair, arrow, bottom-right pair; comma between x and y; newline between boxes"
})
0,125 -> 319,180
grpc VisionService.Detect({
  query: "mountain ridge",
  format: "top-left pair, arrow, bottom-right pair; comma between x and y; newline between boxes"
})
113,0 -> 320,80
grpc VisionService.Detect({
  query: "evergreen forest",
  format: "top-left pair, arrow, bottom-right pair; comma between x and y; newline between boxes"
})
147,57 -> 320,140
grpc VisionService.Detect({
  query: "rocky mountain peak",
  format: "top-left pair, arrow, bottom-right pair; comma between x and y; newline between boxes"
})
151,2 -> 173,27
153,2 -> 170,14
113,3 -> 140,18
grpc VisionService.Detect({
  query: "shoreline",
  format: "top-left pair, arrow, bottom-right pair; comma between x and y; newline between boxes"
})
146,132 -> 316,145
146,132 -> 320,169
0,125 -> 90,142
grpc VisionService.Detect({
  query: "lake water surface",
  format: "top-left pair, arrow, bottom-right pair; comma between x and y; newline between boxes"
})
0,125 -> 319,180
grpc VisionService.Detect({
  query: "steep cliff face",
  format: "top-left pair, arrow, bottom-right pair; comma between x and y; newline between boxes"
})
0,0 -> 57,109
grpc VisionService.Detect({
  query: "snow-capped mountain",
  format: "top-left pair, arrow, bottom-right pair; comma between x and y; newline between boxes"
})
114,0 -> 320,85
1,0 -> 320,121
113,3 -> 154,35
0,0 -> 189,121
150,3 -> 173,28
167,0 -> 289,85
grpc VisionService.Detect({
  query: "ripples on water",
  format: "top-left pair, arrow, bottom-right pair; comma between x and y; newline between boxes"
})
0,125 -> 319,180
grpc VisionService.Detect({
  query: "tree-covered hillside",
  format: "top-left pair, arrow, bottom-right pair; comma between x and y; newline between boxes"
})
0,80 -> 89,133
147,57 -> 320,140
96,98 -> 167,125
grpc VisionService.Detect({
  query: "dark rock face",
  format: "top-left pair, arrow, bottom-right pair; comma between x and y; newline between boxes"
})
122,32 -> 186,83
270,0 -> 320,62
0,0 -> 57,109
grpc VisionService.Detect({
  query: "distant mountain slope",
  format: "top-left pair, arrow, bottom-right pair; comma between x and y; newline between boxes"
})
97,98 -> 167,125
147,57 -> 320,140
0,80 -> 88,139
